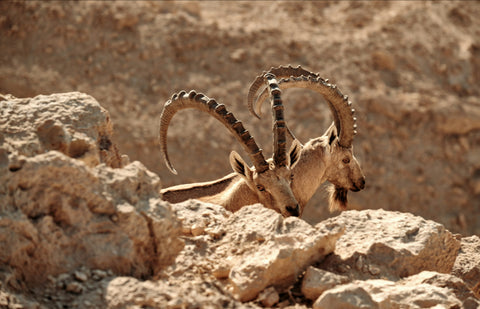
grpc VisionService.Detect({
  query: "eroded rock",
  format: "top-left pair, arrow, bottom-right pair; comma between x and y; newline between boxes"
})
0,93 -> 183,287
314,277 -> 463,309
321,209 -> 460,280
452,235 -> 480,297
301,266 -> 350,301
221,205 -> 344,301
0,92 -> 122,168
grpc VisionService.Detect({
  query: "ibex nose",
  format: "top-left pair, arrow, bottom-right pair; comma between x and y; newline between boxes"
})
286,204 -> 300,217
351,177 -> 366,192
359,177 -> 366,190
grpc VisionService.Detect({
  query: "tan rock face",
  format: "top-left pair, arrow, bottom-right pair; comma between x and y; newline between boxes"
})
321,209 -> 461,280
0,92 -> 122,168
452,236 -> 480,297
0,93 -> 183,286
222,205 -> 344,301
302,266 -> 350,301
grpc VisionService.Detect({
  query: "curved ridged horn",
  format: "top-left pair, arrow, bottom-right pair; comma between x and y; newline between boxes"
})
265,74 -> 287,167
247,65 -> 319,118
159,90 -> 269,174
253,75 -> 357,148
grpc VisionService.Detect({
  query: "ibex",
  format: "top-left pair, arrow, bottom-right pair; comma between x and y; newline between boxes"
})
247,65 -> 366,215
159,76 -> 303,217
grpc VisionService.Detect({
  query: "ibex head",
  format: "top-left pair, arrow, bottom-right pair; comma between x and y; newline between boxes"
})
247,65 -> 366,212
159,86 -> 302,217
229,139 -> 302,216
322,122 -> 365,211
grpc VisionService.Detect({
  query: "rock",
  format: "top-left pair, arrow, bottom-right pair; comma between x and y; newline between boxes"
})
313,284 -> 378,309
0,93 -> 184,286
222,204 -> 344,301
314,277 -> 463,309
105,276 -> 239,309
452,235 -> 480,297
172,200 -> 231,236
74,271 -> 88,282
321,209 -> 460,280
257,286 -> 279,307
0,92 -> 122,168
66,282 -> 84,294
301,266 -> 350,301
402,271 -> 479,306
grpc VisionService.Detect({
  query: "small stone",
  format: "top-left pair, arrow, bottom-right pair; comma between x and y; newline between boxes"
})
368,265 -> 381,276
257,286 -> 279,307
355,255 -> 365,271
191,222 -> 206,236
205,227 -> 226,239
66,282 -> 84,294
212,265 -> 230,279
74,271 -> 88,282
92,269 -> 107,281
301,266 -> 350,301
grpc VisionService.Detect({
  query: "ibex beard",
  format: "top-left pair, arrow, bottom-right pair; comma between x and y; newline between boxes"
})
328,185 -> 349,212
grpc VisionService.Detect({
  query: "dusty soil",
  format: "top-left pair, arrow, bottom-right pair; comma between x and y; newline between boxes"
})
1,2 -> 479,232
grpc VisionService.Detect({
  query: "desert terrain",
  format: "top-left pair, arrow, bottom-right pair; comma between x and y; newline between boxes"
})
0,1 -> 479,308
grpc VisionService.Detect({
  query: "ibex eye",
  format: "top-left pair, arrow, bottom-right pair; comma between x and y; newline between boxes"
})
257,185 -> 265,191
342,158 -> 350,164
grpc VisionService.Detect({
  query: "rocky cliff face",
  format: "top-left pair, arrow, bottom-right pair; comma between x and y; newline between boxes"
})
0,92 -> 479,309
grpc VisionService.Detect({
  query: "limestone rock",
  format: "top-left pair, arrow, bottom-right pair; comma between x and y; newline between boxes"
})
0,93 -> 183,286
105,276 -> 249,309
172,200 -> 231,236
313,284 -> 378,309
221,204 -> 344,301
402,271 -> 480,307
452,235 -> 480,297
0,92 -> 122,168
321,209 -> 460,280
314,277 -> 462,309
301,266 -> 350,301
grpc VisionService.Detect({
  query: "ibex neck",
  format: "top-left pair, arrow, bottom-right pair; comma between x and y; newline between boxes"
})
161,173 -> 258,212
291,137 -> 329,207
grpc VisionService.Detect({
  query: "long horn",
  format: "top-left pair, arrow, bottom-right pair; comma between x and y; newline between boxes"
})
253,75 -> 357,148
247,65 -> 319,118
159,90 -> 269,174
265,74 -> 287,167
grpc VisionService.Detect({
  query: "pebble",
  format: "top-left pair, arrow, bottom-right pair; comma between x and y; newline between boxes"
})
191,223 -> 206,236
66,282 -> 84,294
92,269 -> 108,281
74,271 -> 88,282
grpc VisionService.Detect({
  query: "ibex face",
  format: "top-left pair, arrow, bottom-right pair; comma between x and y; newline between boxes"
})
229,140 -> 302,217
323,123 -> 365,210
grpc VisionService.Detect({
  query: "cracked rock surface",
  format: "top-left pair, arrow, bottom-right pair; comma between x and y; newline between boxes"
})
0,92 -> 183,288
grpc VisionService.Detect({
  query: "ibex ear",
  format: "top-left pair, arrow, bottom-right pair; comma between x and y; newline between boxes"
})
229,151 -> 252,179
325,122 -> 338,146
288,139 -> 302,169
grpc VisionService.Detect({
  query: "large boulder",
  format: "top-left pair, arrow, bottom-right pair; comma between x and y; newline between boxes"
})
0,93 -> 183,286
0,92 -> 123,168
320,209 -> 461,280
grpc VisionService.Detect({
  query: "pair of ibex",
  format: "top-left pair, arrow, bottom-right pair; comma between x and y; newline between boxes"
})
159,65 -> 365,217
